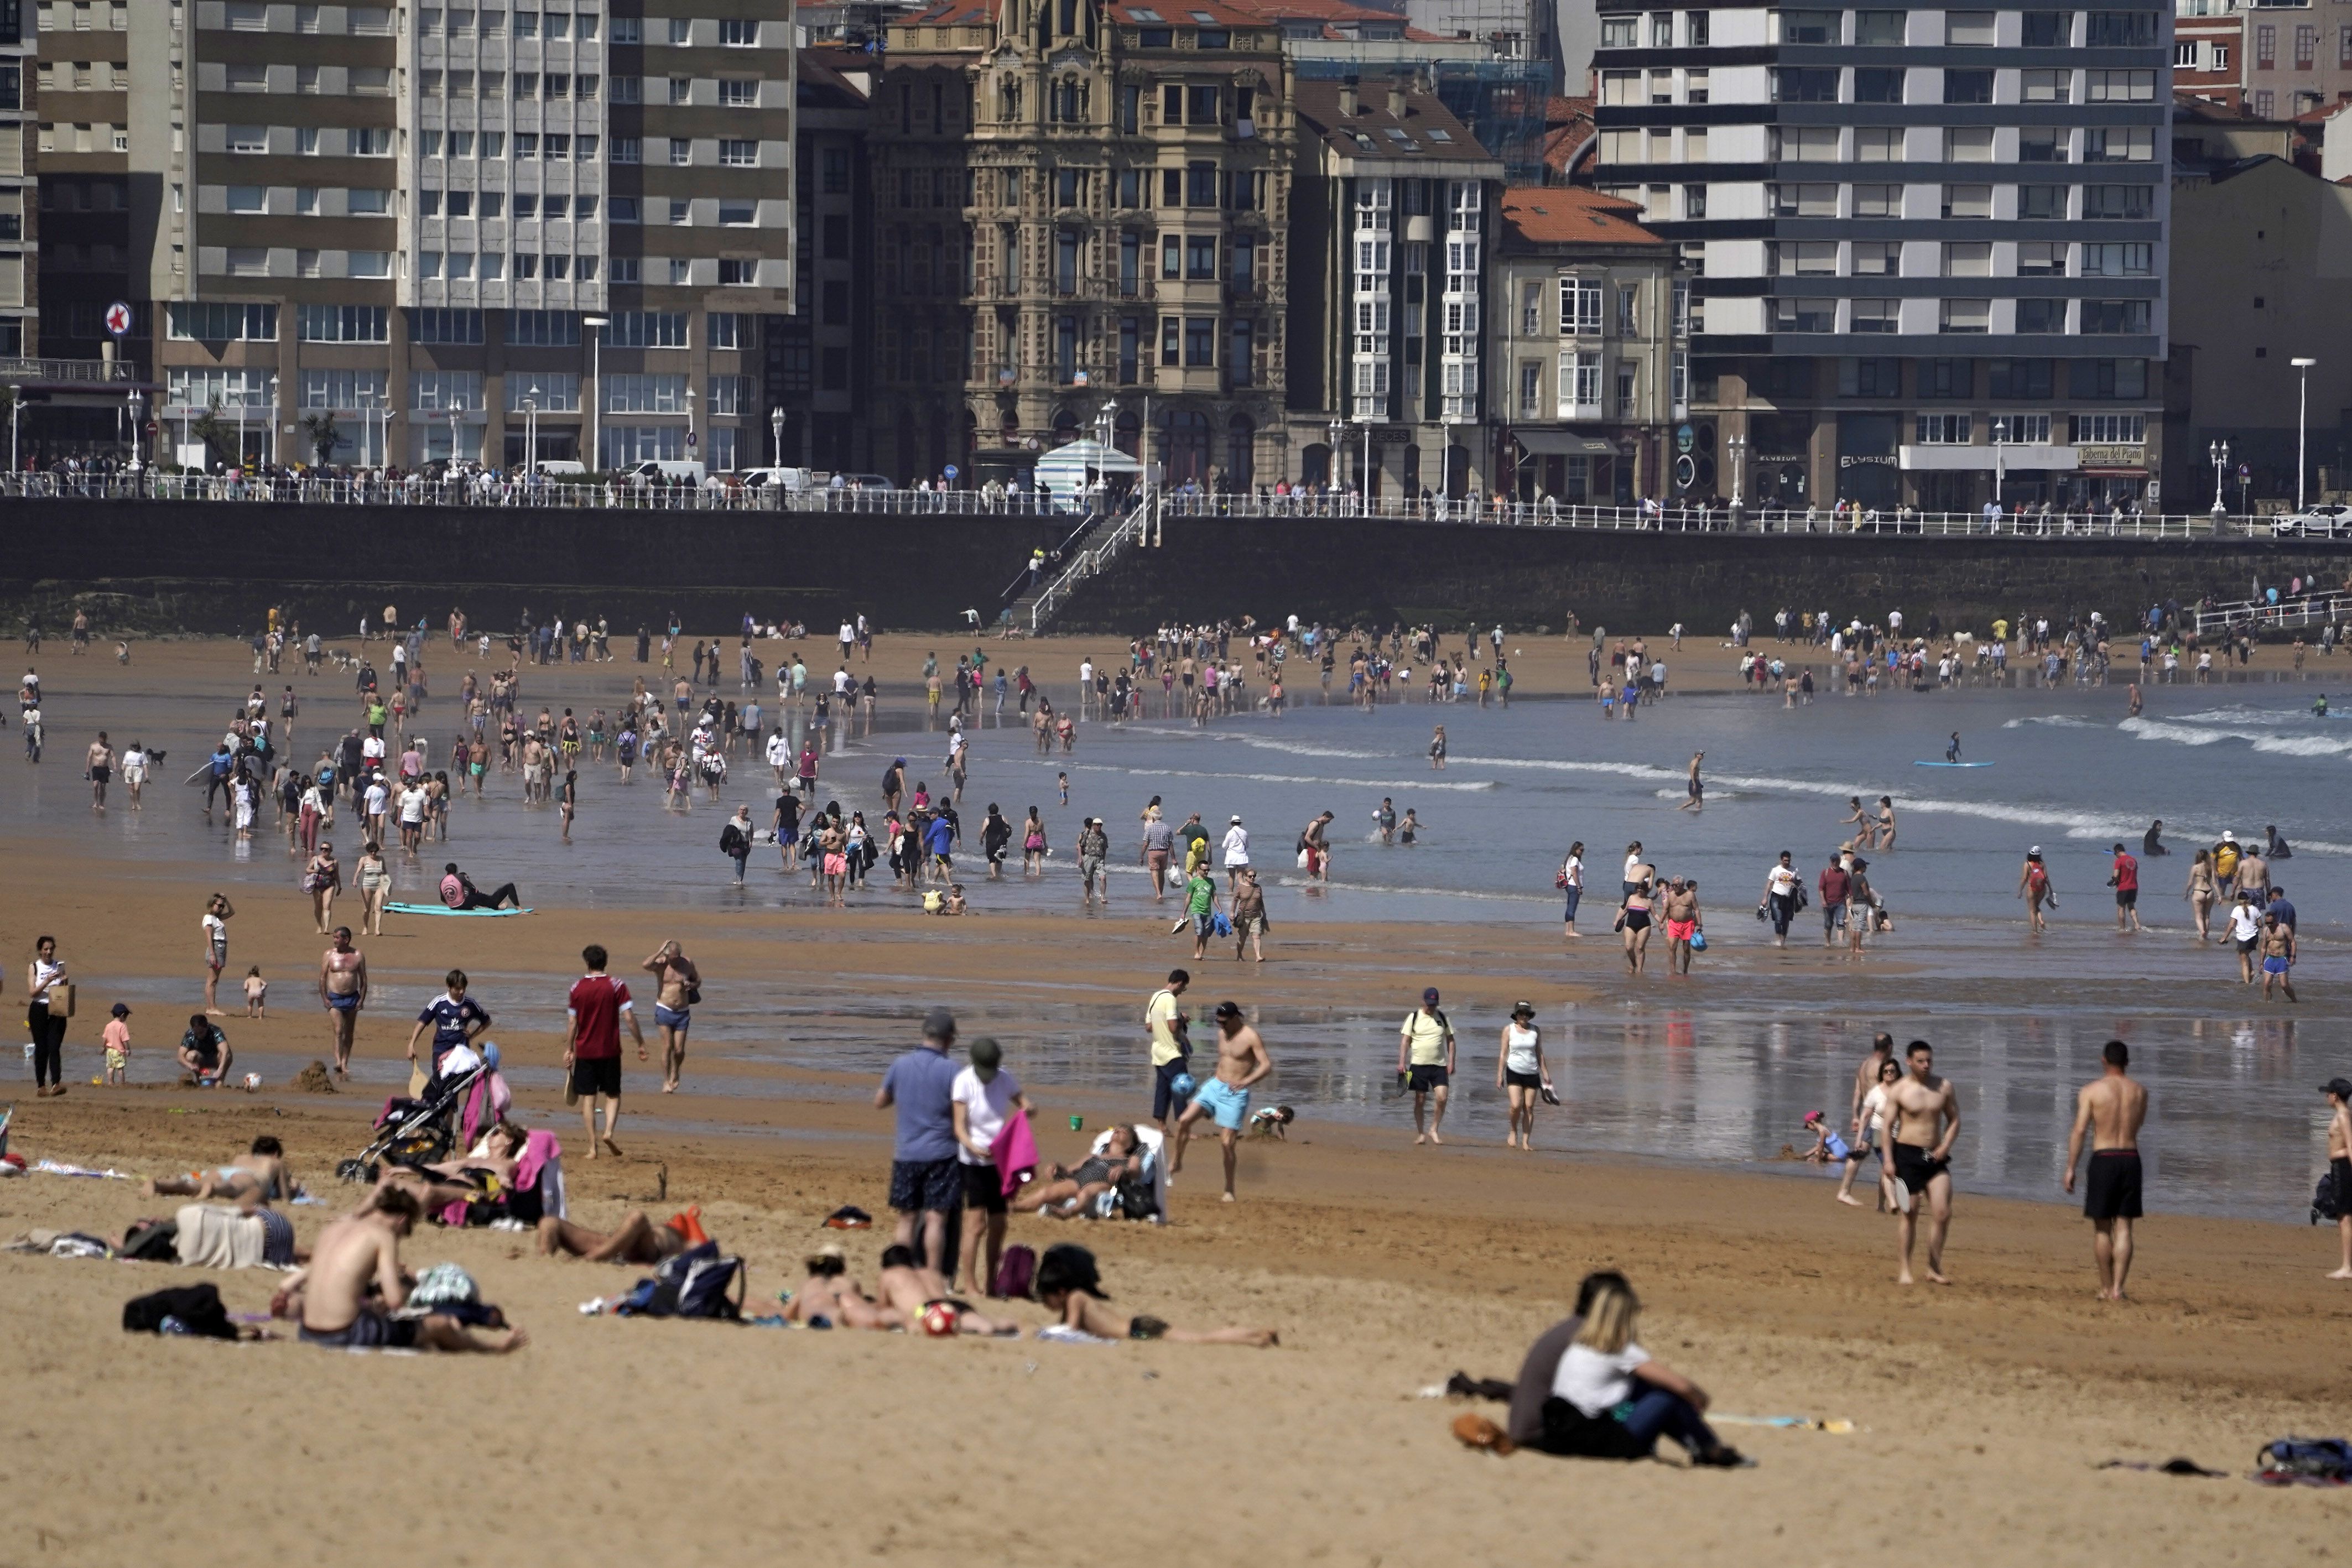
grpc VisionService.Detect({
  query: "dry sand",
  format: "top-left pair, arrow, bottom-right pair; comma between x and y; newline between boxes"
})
2,638 -> 2346,1566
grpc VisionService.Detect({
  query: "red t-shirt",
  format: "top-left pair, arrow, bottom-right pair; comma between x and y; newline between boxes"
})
2113,853 -> 2138,892
567,975 -> 631,1060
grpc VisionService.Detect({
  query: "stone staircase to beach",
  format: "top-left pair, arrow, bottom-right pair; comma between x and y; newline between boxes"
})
1007,496 -> 1152,633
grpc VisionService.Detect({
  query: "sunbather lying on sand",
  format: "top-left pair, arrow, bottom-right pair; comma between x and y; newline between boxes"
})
1035,1242 -> 1275,1346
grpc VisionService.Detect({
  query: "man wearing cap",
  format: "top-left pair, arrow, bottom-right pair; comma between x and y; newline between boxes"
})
875,1007 -> 964,1273
2324,1080 -> 2352,1279
2108,842 -> 2142,933
1173,1001 -> 1273,1202
1397,988 -> 1456,1145
2062,1039 -> 2147,1300
1220,814 -> 1251,891
1078,816 -> 1110,904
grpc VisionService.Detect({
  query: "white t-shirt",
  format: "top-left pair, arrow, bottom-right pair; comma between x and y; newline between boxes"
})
1767,863 -> 1801,898
400,786 -> 427,824
1622,854 -> 1642,885
364,782 -> 389,816
1222,825 -> 1250,866
1504,1024 -> 1541,1076
2228,903 -> 2263,943
1861,1083 -> 1893,1134
1562,854 -> 1582,888
1553,1341 -> 1651,1418
949,1065 -> 1023,1168
202,912 -> 227,954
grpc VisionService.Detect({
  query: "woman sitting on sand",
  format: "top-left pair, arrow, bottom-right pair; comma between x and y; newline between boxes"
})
1532,1278 -> 1749,1467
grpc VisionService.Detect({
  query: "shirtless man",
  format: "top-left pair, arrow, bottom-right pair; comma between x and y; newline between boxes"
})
2324,1079 -> 2352,1280
86,731 -> 113,810
1172,1001 -> 1274,1202
1299,810 -> 1335,883
145,1134 -> 292,1208
298,1185 -> 526,1352
1880,1039 -> 1961,1285
1677,750 -> 1704,812
641,941 -> 701,1093
1661,877 -> 1703,975
2061,1039 -> 2148,1301
319,926 -> 368,1077
874,1243 -> 1018,1335
537,1209 -> 691,1264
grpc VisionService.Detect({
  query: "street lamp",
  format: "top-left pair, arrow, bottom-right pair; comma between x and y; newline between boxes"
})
685,384 -> 697,461
524,384 -> 541,473
267,373 -> 280,468
1326,413 -> 1344,493
447,405 -> 461,471
1727,431 -> 1746,508
1991,416 -> 2007,510
582,315 -> 610,471
2210,437 -> 2230,517
127,386 -> 144,473
770,404 -> 785,466
2293,357 -> 2318,512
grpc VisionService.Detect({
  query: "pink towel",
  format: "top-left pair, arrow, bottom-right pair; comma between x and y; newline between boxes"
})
991,1112 -> 1039,1199
460,1070 -> 514,1149
514,1129 -> 563,1194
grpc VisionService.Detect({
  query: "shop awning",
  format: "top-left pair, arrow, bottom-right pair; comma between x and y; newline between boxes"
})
1512,430 -> 1620,458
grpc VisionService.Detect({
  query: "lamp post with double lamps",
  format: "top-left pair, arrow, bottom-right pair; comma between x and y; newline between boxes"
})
2293,357 -> 2317,513
2210,437 -> 2230,520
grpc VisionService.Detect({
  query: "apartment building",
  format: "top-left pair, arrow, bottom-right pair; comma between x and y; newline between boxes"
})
1593,4 -> 2172,513
1489,184 -> 1688,503
0,0 -> 30,367
770,44 -> 871,470
2240,0 -> 2352,118
869,0 -> 1296,488
1288,74 -> 1503,497
25,0 -> 792,469
2173,0 -> 2238,107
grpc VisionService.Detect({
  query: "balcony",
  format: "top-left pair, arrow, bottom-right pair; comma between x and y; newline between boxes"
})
0,358 -> 146,387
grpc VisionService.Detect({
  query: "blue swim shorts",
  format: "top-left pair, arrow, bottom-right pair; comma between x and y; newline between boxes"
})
1191,1076 -> 1250,1131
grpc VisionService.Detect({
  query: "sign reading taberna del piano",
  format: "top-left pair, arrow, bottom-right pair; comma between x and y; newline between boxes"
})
2076,444 -> 2147,470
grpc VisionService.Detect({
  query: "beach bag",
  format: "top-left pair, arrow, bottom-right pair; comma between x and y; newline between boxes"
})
623,1241 -> 747,1320
2257,1438 -> 2352,1484
2313,1169 -> 2344,1225
1689,928 -> 1707,952
1211,910 -> 1233,938
123,1283 -> 235,1339
992,1243 -> 1037,1300
121,1218 -> 180,1262
1114,1171 -> 1159,1221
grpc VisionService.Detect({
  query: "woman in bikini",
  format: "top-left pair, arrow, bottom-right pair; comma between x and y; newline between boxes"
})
355,841 -> 390,936
306,841 -> 342,934
1620,875 -> 1656,975
2183,847 -> 2219,940
1874,796 -> 1898,852
1840,797 -> 1877,848
1022,806 -> 1048,877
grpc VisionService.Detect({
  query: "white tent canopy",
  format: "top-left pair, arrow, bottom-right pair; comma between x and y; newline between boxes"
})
1032,438 -> 1142,493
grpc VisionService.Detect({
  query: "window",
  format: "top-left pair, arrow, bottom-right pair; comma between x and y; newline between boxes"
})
228,124 -> 268,154
717,138 -> 758,168
1850,241 -> 1898,275
1600,14 -> 1636,48
1772,9 -> 1840,44
718,259 -> 758,285
507,310 -> 580,346
1989,358 -> 2055,398
2085,11 -> 2155,47
1773,68 -> 1839,102
1189,85 -> 1220,123
349,188 -> 391,216
579,9 -> 600,38
1687,11 -> 1708,45
1841,356 -> 1902,396
545,74 -> 571,100
1854,9 -> 1904,44
1945,128 -> 1993,163
2082,242 -> 2152,277
2080,299 -> 2151,334
2086,70 -> 2155,101
1773,127 -> 1840,162
1946,9 -> 1995,45
2084,128 -> 2153,163
166,368 -> 273,409
2021,69 -> 2070,104
1919,358 -> 1972,398
299,369 -> 389,410
720,17 -> 757,45
1560,349 -> 1602,413
2020,128 -> 2069,163
719,199 -> 755,226
613,138 -> 641,165
1914,413 -> 1972,444
2069,412 -> 2148,442
669,138 -> 691,166
719,79 -> 758,107
168,302 -> 277,340
1766,183 -> 1837,217
2017,242 -> 2065,277
1771,298 -> 1836,332
608,311 -> 691,348
412,371 -> 485,413
1685,70 -> 1709,103
1849,300 -> 1899,334
1769,241 -> 1838,275
1944,70 -> 1994,103
1854,67 -> 1905,103
226,184 -> 266,213
2019,184 -> 2068,219
603,373 -> 691,413
1939,299 -> 1990,334
1943,242 -> 1991,277
411,309 -> 485,345
352,128 -> 392,156
1652,10 -> 1674,45
1560,278 -> 1602,334
2021,11 -> 2070,46
1853,184 -> 1901,217
1942,185 -> 1991,219
2014,299 -> 2065,332
610,13 -> 637,41
613,75 -> 640,103
1683,184 -> 1707,218
2082,185 -> 2152,221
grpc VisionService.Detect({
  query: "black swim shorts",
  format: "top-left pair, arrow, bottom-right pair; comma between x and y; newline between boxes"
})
2083,1149 -> 2143,1221
1505,1070 -> 1543,1090
569,1055 -> 622,1098
1407,1064 -> 1450,1093
1129,1314 -> 1169,1341
1891,1143 -> 1949,1208
889,1156 -> 962,1215
961,1160 -> 1007,1215
300,1307 -> 419,1350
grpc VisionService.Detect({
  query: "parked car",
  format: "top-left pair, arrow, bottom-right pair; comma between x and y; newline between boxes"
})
2272,504 -> 2352,538
733,467 -> 811,492
623,459 -> 707,484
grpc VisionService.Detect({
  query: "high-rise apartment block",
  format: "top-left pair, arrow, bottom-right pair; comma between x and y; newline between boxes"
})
1594,4 -> 2171,512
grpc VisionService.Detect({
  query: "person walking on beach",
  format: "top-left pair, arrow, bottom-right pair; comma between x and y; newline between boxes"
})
1146,968 -> 1194,1141
2109,843 -> 2143,933
318,926 -> 368,1079
86,731 -> 112,810
1184,861 -> 1221,961
25,934 -> 68,1098
1173,1000 -> 1273,1202
875,1007 -> 962,1273
1230,867 -> 1268,962
2227,891 -> 2264,983
566,944 -> 644,1159
642,941 -> 701,1093
1496,1001 -> 1549,1151
1678,751 -> 1704,812
2017,848 -> 2057,934
1560,841 -> 1585,940
2261,910 -> 2299,1002
201,892 -> 235,1015
1762,851 -> 1802,947
1397,987 -> 1456,1145
1881,1040 -> 1961,1286
1220,814 -> 1250,892
1662,877 -> 1702,975
2184,848 -> 2218,940
2323,1079 -> 2352,1279
1142,809 -> 1177,901
2062,1040 -> 2147,1301
1078,816 -> 1110,905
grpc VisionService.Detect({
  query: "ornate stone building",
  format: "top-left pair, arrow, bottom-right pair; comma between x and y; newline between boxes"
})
873,0 -> 1295,488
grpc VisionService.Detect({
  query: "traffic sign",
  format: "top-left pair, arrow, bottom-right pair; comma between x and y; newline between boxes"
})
685,430 -> 698,447
944,464 -> 959,480
103,301 -> 133,337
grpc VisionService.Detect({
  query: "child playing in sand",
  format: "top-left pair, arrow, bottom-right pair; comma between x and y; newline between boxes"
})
243,966 -> 268,1018
1248,1105 -> 1296,1140
1799,1111 -> 1852,1165
1033,1242 -> 1276,1346
102,1002 -> 131,1086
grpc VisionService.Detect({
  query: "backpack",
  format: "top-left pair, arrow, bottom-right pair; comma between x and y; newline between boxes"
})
2257,1437 -> 2352,1484
123,1282 -> 236,1339
1114,1171 -> 1159,1221
121,1218 -> 180,1263
2314,1169 -> 2344,1225
617,1240 -> 746,1320
992,1242 -> 1037,1300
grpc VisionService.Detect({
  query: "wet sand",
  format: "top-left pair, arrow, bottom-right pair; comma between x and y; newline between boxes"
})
4,817 -> 2352,1566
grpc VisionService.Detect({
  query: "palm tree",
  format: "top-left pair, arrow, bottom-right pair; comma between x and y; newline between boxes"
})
188,397 -> 238,470
301,411 -> 342,467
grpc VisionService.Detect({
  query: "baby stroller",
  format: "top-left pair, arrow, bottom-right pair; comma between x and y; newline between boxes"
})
337,1060 -> 490,1184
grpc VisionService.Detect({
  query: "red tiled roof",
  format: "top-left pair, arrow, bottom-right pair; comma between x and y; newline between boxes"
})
1500,185 -> 1664,247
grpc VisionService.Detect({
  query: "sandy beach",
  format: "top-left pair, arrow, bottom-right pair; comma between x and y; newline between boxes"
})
4,635 -> 2350,1566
